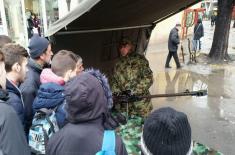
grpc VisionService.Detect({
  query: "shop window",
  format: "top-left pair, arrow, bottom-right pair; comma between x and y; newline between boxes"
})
45,0 -> 59,28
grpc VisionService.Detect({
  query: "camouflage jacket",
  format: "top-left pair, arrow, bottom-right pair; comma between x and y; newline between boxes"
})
111,52 -> 153,118
192,141 -> 223,155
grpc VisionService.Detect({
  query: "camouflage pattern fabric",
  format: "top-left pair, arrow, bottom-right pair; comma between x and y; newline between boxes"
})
111,52 -> 153,118
116,115 -> 143,155
192,141 -> 223,155
111,52 -> 153,155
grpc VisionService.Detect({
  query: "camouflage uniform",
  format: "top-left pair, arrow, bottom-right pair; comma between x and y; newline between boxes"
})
192,141 -> 223,155
111,52 -> 153,155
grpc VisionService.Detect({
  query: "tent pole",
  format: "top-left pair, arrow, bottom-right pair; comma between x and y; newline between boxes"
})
56,25 -> 152,35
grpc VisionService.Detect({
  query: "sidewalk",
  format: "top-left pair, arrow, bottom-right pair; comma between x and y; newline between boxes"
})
146,20 -> 235,155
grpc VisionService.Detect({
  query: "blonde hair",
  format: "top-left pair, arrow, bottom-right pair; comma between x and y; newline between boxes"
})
0,51 -> 6,89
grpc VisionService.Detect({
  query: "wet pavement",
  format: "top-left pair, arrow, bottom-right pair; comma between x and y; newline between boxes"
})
146,21 -> 235,154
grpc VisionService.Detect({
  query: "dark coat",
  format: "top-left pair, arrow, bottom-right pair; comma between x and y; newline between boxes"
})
6,79 -> 25,127
46,119 -> 127,155
168,27 -> 180,52
193,23 -> 204,40
46,72 -> 127,155
33,82 -> 66,128
0,89 -> 31,155
20,59 -> 42,133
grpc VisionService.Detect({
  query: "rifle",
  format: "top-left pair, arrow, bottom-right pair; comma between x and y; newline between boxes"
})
112,89 -> 207,124
113,89 -> 207,103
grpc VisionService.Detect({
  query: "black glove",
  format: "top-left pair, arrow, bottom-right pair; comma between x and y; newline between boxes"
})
113,90 -> 141,103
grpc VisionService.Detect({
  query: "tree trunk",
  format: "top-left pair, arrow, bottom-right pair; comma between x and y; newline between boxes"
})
208,0 -> 235,62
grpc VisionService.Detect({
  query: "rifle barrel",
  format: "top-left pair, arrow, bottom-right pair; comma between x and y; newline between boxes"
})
141,90 -> 207,99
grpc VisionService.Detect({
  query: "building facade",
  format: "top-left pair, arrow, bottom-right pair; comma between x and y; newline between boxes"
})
0,0 -> 80,47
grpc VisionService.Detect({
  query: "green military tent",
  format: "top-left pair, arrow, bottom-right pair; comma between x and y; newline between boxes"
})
46,0 -> 199,76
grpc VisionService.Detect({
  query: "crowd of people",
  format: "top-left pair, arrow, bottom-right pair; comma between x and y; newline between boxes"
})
0,33 -> 221,155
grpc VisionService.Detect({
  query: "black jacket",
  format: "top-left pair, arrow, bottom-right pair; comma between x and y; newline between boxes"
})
20,59 -> 42,134
46,72 -> 127,155
0,89 -> 30,155
168,27 -> 180,52
6,79 -> 25,127
193,23 -> 204,40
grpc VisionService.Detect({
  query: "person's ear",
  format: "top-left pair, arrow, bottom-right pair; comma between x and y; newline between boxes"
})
39,53 -> 45,60
64,69 -> 72,82
12,63 -> 21,72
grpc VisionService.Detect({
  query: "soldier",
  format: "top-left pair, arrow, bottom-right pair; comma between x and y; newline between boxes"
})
111,38 -> 153,155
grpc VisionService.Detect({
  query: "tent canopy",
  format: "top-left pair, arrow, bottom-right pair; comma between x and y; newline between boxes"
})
47,0 -> 199,77
46,0 -> 199,36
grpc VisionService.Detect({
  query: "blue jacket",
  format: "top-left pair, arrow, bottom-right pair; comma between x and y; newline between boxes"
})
6,79 -> 25,127
33,82 -> 66,128
20,59 -> 42,133
168,27 -> 180,52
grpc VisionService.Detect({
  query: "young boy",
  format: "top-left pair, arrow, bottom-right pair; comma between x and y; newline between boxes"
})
33,50 -> 84,128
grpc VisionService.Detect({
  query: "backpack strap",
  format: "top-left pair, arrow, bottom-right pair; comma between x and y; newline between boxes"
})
96,130 -> 116,155
102,130 -> 115,151
36,108 -> 56,133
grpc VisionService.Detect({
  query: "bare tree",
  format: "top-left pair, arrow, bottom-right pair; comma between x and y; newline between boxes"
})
209,0 -> 235,62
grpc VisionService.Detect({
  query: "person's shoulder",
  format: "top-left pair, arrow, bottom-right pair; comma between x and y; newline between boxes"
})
171,27 -> 177,32
0,102 -> 17,118
7,91 -> 21,102
40,82 -> 64,91
130,52 -> 145,59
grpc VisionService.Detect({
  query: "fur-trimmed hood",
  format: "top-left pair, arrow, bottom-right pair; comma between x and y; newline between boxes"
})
85,68 -> 113,109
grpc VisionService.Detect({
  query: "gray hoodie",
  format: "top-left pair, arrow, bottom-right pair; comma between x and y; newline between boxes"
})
0,89 -> 30,155
46,72 -> 127,155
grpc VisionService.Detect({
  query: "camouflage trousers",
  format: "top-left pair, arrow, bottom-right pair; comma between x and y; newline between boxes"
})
116,115 -> 144,155
115,99 -> 152,155
192,141 -> 223,155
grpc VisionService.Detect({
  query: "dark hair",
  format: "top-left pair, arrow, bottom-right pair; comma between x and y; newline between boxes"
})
1,43 -> 28,72
33,46 -> 49,60
197,18 -> 202,23
51,50 -> 82,77
0,50 -> 4,62
119,38 -> 133,48
0,35 -> 12,49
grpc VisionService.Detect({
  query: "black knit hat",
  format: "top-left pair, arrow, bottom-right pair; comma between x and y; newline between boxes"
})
142,107 -> 191,155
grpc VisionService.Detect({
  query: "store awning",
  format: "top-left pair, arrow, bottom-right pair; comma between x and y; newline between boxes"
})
46,0 -> 199,36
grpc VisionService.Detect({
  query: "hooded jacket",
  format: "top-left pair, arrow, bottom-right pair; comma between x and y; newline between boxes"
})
33,68 -> 66,128
0,88 -> 30,155
33,82 -> 66,128
46,72 -> 127,155
6,79 -> 25,126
